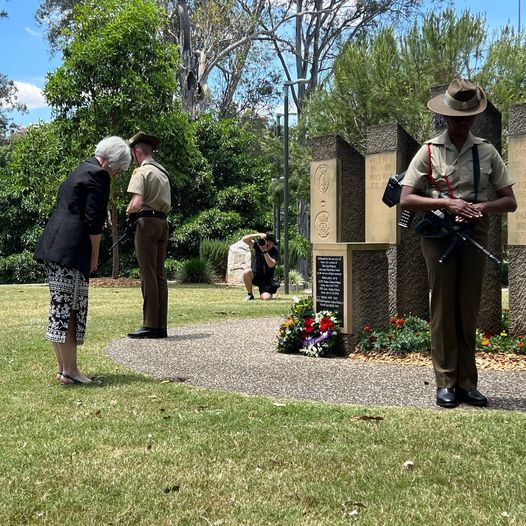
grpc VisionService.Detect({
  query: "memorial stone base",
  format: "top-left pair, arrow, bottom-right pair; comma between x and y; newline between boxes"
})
313,242 -> 389,352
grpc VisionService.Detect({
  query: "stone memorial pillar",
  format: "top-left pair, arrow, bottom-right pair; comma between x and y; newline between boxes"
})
310,135 -> 365,242
507,104 -> 526,335
365,123 -> 428,319
312,242 -> 389,351
430,84 -> 503,333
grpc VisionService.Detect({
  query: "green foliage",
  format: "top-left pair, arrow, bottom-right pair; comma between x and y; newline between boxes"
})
45,0 -> 179,140
289,233 -> 310,270
477,328 -> 526,354
358,316 -> 432,354
165,258 -> 185,280
478,29 -> 526,126
215,184 -> 266,224
199,239 -> 230,280
358,314 -> 526,355
177,258 -> 215,284
194,113 -> 271,190
288,269 -> 305,287
305,8 -> 489,150
171,209 -> 244,258
0,251 -> 46,284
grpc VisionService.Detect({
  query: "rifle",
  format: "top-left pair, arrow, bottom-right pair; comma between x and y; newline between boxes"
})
382,173 -> 501,266
108,214 -> 137,253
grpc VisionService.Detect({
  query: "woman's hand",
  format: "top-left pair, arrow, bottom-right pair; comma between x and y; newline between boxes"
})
90,255 -> 98,274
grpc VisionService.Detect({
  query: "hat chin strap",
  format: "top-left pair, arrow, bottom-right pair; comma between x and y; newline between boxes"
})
444,91 -> 480,111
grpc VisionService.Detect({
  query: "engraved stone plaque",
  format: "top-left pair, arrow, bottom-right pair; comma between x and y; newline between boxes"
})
315,255 -> 344,321
365,151 -> 398,243
508,135 -> 526,245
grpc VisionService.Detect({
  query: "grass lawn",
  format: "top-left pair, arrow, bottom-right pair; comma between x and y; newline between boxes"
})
1,283 -> 525,525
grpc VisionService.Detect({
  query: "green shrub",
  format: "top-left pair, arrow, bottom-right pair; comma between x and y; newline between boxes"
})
171,209 -> 244,257
358,315 -> 431,354
165,258 -> 185,280
288,269 -> 305,287
274,265 -> 284,282
199,239 -> 229,280
216,184 -> 266,223
0,251 -> 46,284
272,266 -> 303,287
177,258 -> 215,284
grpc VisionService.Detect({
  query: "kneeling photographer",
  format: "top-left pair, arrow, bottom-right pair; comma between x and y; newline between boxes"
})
242,232 -> 280,301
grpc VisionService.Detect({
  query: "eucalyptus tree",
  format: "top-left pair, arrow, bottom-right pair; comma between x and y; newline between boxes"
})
38,0 -> 424,119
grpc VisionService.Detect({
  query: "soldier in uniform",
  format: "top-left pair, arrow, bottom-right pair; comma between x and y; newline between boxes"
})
400,79 -> 516,408
400,79 -> 517,407
126,132 -> 172,339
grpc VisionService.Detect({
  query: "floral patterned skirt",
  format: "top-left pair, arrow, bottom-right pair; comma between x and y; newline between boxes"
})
45,261 -> 89,344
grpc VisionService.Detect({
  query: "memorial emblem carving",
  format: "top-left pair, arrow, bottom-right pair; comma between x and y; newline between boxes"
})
315,211 -> 331,239
314,163 -> 330,193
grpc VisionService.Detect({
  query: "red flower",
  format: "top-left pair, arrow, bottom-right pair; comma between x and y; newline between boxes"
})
303,317 -> 315,333
396,319 -> 405,326
390,316 -> 397,325
320,318 -> 333,332
484,332 -> 492,339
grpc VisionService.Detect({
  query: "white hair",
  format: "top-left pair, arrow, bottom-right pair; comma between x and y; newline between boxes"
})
95,136 -> 132,173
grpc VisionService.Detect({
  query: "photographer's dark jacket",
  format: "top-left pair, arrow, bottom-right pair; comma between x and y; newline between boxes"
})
251,243 -> 279,281
34,157 -> 110,279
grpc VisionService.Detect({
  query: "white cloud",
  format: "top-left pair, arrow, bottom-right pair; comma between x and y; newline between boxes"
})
14,81 -> 48,110
25,27 -> 42,37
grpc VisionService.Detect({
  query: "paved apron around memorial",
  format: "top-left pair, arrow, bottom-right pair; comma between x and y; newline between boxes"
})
104,317 -> 526,411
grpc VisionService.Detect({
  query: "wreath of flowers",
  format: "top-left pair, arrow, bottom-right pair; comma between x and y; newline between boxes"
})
277,297 -> 341,357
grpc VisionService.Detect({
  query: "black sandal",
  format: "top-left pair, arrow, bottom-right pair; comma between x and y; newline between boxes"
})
60,373 -> 89,385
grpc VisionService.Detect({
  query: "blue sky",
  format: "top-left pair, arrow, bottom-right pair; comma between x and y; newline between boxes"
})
0,0 -> 523,127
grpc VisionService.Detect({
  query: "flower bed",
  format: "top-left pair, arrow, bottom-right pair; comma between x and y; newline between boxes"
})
357,314 -> 526,356
277,297 -> 341,357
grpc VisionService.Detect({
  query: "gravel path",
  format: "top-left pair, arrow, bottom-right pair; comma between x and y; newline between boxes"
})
103,317 -> 526,411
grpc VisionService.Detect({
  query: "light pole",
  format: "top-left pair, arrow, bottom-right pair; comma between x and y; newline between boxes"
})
283,78 -> 308,294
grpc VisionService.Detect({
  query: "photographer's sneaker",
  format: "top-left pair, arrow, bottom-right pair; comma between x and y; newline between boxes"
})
244,293 -> 255,301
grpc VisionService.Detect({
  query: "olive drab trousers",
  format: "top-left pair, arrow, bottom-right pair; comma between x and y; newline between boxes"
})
134,217 -> 169,329
421,217 -> 489,390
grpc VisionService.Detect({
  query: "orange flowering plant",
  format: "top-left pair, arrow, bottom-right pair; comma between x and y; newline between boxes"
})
277,297 -> 341,357
475,329 -> 525,354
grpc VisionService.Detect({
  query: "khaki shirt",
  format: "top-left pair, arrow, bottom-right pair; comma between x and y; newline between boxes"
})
127,160 -> 172,213
402,131 -> 513,202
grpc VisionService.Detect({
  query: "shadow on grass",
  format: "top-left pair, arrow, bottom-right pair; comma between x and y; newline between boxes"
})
71,372 -> 160,388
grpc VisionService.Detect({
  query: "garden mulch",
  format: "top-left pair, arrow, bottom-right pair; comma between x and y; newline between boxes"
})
103,316 -> 526,412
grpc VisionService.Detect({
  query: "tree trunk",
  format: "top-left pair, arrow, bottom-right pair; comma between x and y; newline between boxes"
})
109,205 -> 120,279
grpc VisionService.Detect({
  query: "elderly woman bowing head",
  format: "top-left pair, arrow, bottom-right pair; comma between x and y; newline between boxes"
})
34,136 -> 131,385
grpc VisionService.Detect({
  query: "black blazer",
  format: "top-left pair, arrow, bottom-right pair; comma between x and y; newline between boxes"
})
34,157 -> 110,279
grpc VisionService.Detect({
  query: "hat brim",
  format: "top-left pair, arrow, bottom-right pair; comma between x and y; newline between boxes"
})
129,132 -> 159,149
427,93 -> 487,117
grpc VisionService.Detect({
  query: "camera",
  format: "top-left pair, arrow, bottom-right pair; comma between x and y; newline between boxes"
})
257,238 -> 267,247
